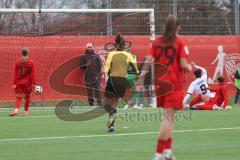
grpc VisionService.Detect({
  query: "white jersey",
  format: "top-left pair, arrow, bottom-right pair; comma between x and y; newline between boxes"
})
183,65 -> 210,105
187,76 -> 210,97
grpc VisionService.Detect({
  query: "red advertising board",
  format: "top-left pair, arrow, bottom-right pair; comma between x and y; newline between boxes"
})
0,36 -> 239,102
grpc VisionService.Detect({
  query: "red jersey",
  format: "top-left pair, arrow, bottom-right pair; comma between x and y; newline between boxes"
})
13,59 -> 36,86
210,83 -> 229,108
151,37 -> 188,91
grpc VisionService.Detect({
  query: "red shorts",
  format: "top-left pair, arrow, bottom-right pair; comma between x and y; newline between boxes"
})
15,84 -> 33,95
157,90 -> 184,110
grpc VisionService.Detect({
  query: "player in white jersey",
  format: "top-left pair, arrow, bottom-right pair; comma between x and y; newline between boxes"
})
183,64 -> 212,109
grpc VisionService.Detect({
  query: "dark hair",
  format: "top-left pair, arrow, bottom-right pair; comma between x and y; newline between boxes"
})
115,33 -> 126,51
22,48 -> 28,56
217,75 -> 225,83
162,14 -> 178,46
194,69 -> 202,78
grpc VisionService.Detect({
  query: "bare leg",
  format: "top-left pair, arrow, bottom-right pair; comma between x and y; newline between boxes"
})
159,108 -> 176,140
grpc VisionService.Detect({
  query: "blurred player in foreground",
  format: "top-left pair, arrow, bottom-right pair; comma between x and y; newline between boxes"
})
183,63 -> 212,109
9,48 -> 37,117
139,15 -> 192,160
104,34 -> 139,132
191,76 -> 231,110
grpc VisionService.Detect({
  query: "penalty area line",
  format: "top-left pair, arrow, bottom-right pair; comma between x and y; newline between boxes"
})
0,127 -> 240,142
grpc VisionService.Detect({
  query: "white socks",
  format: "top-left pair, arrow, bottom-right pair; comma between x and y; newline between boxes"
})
155,153 -> 164,160
163,149 -> 173,159
155,149 -> 173,160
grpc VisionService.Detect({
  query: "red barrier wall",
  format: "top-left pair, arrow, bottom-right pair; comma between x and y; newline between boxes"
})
0,36 -> 239,102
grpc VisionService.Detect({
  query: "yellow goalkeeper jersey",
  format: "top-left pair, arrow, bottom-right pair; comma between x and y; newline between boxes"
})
105,50 -> 139,77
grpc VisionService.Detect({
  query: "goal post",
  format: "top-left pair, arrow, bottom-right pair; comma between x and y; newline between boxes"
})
0,8 -> 156,108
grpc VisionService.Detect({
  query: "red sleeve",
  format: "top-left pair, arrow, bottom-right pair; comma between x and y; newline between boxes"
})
209,88 -> 217,92
178,38 -> 187,59
13,63 -> 17,85
31,63 -> 36,85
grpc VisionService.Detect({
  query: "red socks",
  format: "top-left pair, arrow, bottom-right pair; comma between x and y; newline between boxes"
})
156,139 -> 166,153
165,138 -> 172,149
14,97 -> 22,111
156,138 -> 172,153
14,96 -> 31,112
24,96 -> 30,112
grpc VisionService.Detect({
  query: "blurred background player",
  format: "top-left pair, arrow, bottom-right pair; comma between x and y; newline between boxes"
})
104,34 -> 139,132
139,56 -> 153,108
139,15 -> 192,160
9,48 -> 36,117
124,52 -> 142,110
80,43 -> 102,106
183,63 -> 211,109
191,76 -> 230,110
234,66 -> 240,105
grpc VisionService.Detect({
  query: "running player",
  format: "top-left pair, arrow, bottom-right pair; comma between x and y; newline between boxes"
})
183,63 -> 212,109
9,48 -> 36,117
191,76 -> 230,110
103,34 -> 139,132
139,15 -> 192,160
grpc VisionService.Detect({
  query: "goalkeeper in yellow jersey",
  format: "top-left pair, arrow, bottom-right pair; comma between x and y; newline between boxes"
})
103,34 -> 139,132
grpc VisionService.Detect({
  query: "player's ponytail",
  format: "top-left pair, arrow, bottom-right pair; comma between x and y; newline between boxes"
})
162,14 -> 178,46
115,33 -> 126,51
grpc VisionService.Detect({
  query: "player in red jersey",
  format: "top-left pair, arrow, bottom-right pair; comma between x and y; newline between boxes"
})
9,48 -> 36,117
139,15 -> 192,160
191,76 -> 230,110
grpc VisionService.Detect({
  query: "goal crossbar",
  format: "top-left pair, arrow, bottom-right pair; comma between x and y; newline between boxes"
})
0,8 -> 154,13
0,8 -> 155,41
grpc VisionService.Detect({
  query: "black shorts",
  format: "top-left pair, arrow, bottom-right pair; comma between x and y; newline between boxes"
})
105,76 -> 129,98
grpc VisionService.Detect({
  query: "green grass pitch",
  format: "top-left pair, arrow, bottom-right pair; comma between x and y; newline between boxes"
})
0,103 -> 240,160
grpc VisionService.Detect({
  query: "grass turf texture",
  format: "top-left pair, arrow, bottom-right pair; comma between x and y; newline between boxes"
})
0,101 -> 239,160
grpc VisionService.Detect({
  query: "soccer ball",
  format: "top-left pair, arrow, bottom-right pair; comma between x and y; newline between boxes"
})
35,85 -> 42,94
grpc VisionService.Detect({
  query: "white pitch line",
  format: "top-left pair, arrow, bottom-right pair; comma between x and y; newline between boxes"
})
0,107 -> 155,113
0,127 -> 240,142
173,127 -> 240,133
0,110 -> 162,120
0,115 -> 57,120
0,111 -> 145,120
